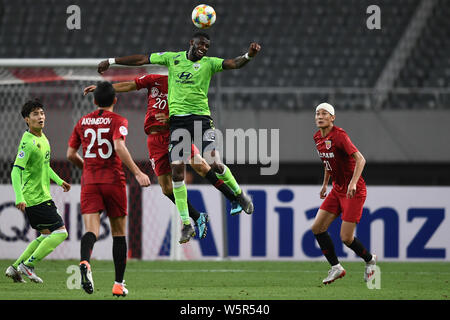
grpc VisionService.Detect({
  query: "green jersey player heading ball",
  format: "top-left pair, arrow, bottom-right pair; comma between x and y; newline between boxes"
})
98,32 -> 260,243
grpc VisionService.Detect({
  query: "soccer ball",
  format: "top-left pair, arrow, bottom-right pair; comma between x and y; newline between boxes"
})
191,4 -> 216,29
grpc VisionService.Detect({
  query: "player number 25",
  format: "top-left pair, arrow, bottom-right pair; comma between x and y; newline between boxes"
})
152,97 -> 167,110
84,128 -> 113,159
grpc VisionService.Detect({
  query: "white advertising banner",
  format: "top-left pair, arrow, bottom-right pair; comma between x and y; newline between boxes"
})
142,185 -> 450,261
0,185 -> 118,260
1,185 -> 449,261
142,185 -> 227,260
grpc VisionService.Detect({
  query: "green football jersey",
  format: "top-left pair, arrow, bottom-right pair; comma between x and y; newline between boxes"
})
13,131 -> 53,206
150,51 -> 224,116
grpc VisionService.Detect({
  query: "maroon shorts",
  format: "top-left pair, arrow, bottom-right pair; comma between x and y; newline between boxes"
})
80,183 -> 127,217
320,187 -> 366,223
147,131 -> 200,177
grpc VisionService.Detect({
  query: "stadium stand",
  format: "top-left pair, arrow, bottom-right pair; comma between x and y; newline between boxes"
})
1,1 -> 450,260
390,0 -> 450,109
396,0 -> 450,89
2,0 -> 450,111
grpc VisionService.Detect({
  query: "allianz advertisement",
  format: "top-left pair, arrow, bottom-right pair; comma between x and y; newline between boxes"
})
0,185 -> 449,261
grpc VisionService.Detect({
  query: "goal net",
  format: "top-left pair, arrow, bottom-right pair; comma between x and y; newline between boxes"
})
0,59 -> 192,261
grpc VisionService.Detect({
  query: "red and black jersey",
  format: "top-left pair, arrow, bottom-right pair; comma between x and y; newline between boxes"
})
134,74 -> 169,134
314,125 -> 366,196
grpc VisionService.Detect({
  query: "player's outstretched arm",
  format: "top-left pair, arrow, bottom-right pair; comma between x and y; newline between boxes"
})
113,81 -> 137,92
84,81 -> 137,96
98,55 -> 150,74
223,42 -> 261,70
113,138 -> 151,187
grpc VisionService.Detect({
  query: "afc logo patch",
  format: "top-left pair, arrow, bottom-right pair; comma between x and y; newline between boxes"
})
119,126 -> 128,136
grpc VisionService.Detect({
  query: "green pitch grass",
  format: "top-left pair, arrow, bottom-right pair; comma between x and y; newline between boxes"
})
0,260 -> 449,300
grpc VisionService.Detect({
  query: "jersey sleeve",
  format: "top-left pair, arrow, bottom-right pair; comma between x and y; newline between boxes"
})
112,117 -> 129,141
210,57 -> 224,74
49,167 -> 64,186
149,52 -> 174,66
134,74 -> 154,90
68,122 -> 81,150
13,137 -> 32,169
11,166 -> 25,204
337,131 -> 359,156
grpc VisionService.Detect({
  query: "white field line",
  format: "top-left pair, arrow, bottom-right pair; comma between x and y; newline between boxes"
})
57,268 -> 450,275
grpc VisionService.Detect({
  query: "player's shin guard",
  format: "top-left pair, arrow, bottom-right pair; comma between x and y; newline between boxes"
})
172,181 -> 190,224
215,165 -> 242,196
314,231 -> 339,266
112,236 -> 127,283
80,232 -> 97,263
205,169 -> 237,201
24,229 -> 68,267
166,193 -> 200,222
346,237 -> 373,262
13,234 -> 48,268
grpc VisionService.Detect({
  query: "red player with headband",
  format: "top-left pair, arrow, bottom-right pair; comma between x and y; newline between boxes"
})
311,102 -> 376,285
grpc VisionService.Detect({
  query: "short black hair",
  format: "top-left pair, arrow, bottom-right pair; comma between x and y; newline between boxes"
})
21,99 -> 44,119
94,81 -> 116,107
192,32 -> 210,40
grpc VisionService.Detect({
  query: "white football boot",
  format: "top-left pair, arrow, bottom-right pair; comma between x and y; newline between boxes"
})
5,265 -> 26,283
364,254 -> 377,282
322,264 -> 346,285
18,262 -> 43,283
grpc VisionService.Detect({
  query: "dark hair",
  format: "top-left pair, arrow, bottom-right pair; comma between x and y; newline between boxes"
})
192,32 -> 210,40
21,99 -> 44,118
94,81 -> 116,107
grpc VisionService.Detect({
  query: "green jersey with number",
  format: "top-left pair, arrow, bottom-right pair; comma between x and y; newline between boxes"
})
13,131 -> 53,206
149,51 -> 224,116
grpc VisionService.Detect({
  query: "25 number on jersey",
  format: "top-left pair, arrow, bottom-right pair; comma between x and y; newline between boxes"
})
84,128 -> 113,159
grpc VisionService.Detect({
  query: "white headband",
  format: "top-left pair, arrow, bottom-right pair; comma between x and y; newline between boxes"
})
315,103 -> 335,116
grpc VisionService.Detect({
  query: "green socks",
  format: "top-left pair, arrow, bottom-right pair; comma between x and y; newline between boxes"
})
13,234 -> 47,268
215,165 -> 242,196
23,230 -> 68,268
173,181 -> 190,224
172,166 -> 241,225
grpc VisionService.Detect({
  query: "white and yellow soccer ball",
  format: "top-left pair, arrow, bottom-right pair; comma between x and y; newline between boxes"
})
191,4 -> 216,29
